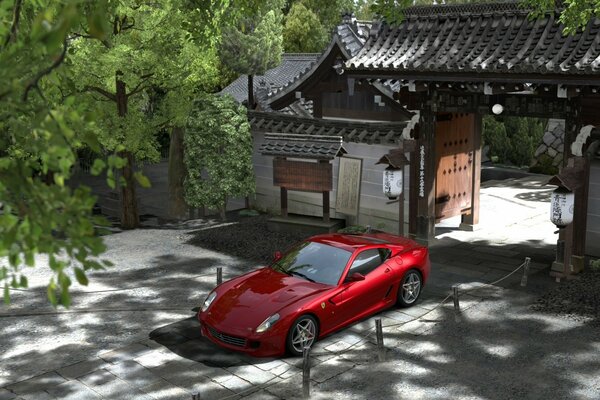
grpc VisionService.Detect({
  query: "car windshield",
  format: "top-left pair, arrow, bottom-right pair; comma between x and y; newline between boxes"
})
271,241 -> 352,286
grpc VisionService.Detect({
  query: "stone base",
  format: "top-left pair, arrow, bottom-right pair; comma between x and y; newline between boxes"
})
551,255 -> 584,276
459,223 -> 481,232
268,213 -> 345,235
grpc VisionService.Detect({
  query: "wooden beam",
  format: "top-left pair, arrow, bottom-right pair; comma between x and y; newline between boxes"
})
461,113 -> 482,227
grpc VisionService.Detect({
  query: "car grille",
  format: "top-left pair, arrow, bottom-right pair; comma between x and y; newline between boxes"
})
206,325 -> 247,348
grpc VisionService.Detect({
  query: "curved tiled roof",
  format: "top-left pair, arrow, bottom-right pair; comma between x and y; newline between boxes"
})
259,133 -> 347,160
249,110 -> 415,145
346,2 -> 600,77
220,54 -> 320,103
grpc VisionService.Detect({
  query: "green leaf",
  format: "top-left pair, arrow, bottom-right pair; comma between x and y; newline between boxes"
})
133,171 -> 151,188
90,159 -> 106,176
19,276 -> 28,288
47,283 -> 57,306
74,267 -> 89,286
3,285 -> 9,305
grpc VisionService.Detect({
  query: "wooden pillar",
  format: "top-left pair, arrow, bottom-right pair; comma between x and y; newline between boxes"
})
416,93 -> 437,244
461,113 -> 482,228
281,187 -> 288,217
312,95 -> 323,119
409,145 -> 418,238
398,167 -> 405,236
323,191 -> 330,222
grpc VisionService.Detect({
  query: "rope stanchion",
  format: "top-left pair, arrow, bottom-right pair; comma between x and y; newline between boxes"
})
216,267 -> 223,286
375,318 -> 385,362
520,257 -> 531,287
214,258 -> 532,400
302,346 -> 311,398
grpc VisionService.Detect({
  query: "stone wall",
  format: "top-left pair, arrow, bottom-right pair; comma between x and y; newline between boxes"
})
532,119 -> 564,170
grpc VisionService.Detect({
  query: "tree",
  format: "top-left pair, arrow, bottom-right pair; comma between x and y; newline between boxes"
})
0,0 -> 118,306
523,0 -> 600,35
183,94 -> 255,220
284,3 -> 329,53
219,0 -> 285,107
296,0 -> 356,33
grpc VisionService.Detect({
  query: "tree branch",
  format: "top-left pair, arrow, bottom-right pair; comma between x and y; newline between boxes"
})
4,0 -> 22,47
126,73 -> 154,98
84,86 -> 117,102
22,41 -> 68,102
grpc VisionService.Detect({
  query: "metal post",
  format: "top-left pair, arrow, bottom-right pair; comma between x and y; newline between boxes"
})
520,257 -> 531,287
453,285 -> 460,312
192,393 -> 200,400
216,267 -> 223,286
375,318 -> 385,362
302,346 -> 311,399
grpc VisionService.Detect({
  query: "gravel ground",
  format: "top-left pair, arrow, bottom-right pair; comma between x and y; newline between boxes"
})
531,269 -> 600,326
187,212 -> 600,330
186,213 -> 307,264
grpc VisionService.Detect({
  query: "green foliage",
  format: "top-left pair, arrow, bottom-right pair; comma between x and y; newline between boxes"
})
530,154 -> 559,176
0,0 -> 117,307
298,0 -> 356,32
483,116 -> 546,168
220,0 -> 285,76
183,94 -> 256,216
590,258 -> 600,272
284,3 -> 329,53
523,0 -> 600,35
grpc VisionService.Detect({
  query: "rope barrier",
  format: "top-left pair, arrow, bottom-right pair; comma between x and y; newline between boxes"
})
213,257 -> 531,400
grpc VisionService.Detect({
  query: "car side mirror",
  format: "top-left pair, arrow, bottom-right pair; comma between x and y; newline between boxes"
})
273,251 -> 282,262
346,272 -> 365,282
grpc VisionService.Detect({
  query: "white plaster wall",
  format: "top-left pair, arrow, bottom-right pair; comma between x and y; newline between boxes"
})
252,132 -> 410,234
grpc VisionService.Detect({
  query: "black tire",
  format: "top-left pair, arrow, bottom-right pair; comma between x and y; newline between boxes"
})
396,269 -> 423,308
286,315 -> 318,356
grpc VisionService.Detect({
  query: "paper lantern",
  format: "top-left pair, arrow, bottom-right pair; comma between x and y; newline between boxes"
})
383,168 -> 403,199
550,187 -> 574,227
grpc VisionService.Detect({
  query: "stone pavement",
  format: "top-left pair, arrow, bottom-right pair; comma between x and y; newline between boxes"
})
4,176 -> 598,399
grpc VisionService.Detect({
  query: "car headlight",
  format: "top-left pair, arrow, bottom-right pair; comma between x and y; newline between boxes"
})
256,313 -> 280,333
201,292 -> 217,312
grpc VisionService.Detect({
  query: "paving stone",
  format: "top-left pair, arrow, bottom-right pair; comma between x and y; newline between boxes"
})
269,363 -> 301,380
46,380 -> 101,400
472,246 -> 520,258
310,358 -> 355,383
395,319 -> 433,336
106,360 -> 160,388
324,340 -> 354,353
226,364 -> 277,385
248,358 -> 287,372
393,305 -> 430,318
188,378 -> 239,400
57,358 -> 111,380
240,389 -> 280,400
134,348 -> 181,369
78,368 -> 151,399
6,372 -> 67,396
338,342 -> 380,364
380,310 -> 415,324
140,378 -> 190,400
212,373 -> 252,393
98,343 -> 153,364
264,373 -> 303,399
14,391 -> 53,400
0,389 -> 16,400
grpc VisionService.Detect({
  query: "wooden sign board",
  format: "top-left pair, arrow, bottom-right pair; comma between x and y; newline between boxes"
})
273,159 -> 332,192
336,156 -> 363,216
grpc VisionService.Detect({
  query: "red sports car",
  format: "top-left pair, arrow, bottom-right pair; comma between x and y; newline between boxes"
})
198,232 -> 430,357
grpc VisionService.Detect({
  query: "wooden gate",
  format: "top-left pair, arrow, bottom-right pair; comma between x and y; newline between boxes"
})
435,113 -> 476,221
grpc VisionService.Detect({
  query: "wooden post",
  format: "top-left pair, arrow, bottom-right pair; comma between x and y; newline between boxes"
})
216,267 -> 223,286
323,191 -> 330,222
461,113 -> 481,227
409,145 -> 418,238
416,94 -> 437,244
375,318 -> 385,362
399,165 -> 405,236
281,187 -> 288,217
520,257 -> 531,287
302,346 -> 311,398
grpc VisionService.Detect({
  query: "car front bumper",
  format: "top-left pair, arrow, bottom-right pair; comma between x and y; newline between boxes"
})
198,312 -> 287,357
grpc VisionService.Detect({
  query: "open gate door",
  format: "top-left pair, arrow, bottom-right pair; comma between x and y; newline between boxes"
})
435,113 -> 476,221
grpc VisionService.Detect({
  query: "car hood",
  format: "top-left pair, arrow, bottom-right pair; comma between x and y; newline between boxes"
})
205,268 -> 329,332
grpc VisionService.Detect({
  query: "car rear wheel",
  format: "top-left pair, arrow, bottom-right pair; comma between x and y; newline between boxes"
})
286,315 -> 318,356
397,269 -> 422,307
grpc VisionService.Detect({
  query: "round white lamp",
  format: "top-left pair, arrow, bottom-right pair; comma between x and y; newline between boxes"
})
550,187 -> 575,227
383,168 -> 403,200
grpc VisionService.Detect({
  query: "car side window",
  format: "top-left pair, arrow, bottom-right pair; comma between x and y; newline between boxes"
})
348,248 -> 392,277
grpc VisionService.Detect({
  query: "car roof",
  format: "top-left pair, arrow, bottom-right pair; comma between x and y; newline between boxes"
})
308,232 -> 416,253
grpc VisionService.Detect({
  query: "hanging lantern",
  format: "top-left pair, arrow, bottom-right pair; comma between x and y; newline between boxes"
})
550,187 -> 575,228
383,168 -> 403,199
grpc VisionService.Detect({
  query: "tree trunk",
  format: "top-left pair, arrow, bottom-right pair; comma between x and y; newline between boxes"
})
220,195 -> 227,221
116,71 -> 139,229
247,75 -> 254,109
120,150 -> 139,229
168,126 -> 187,220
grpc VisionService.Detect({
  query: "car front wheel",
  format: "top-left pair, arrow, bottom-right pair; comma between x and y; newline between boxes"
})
286,315 -> 318,356
397,269 -> 422,307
